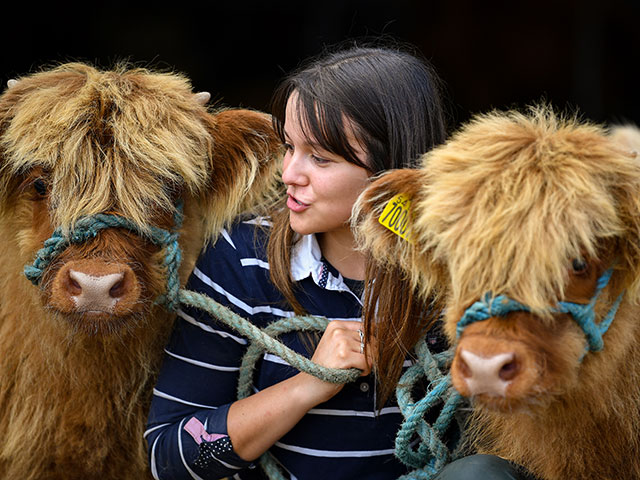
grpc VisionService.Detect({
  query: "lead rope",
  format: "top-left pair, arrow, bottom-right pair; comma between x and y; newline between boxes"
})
235,314 -> 335,480
395,343 -> 465,479
24,210 -> 459,479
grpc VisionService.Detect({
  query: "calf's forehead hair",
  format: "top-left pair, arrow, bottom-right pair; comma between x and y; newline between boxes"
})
413,106 -> 640,311
0,63 -> 212,231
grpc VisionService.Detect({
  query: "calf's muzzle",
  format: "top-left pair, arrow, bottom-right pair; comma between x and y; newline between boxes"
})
51,259 -> 140,316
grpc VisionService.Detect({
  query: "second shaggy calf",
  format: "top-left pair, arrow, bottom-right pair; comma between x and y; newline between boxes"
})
355,107 -> 640,479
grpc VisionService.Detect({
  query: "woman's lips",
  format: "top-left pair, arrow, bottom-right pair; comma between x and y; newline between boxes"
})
286,194 -> 309,213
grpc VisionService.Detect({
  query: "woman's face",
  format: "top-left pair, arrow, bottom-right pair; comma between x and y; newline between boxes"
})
281,95 -> 370,237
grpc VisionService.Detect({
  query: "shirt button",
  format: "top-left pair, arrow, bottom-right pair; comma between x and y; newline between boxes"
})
359,382 -> 370,393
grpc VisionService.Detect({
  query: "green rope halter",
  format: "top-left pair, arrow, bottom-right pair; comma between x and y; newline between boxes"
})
24,203 -> 184,312
457,267 -> 625,358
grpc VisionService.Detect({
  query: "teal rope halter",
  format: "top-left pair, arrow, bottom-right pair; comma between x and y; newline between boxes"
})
24,203 -> 184,312
457,267 -> 625,356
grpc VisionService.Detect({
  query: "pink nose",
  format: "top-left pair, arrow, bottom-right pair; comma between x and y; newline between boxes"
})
49,259 -> 141,316
68,270 -> 125,312
458,349 -> 519,397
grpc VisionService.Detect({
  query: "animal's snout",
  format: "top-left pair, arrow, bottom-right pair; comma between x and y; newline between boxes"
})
450,320 -> 542,405
68,270 -> 126,311
456,349 -> 518,397
50,260 -> 141,316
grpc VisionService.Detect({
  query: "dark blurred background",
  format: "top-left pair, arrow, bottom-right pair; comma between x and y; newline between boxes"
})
1,0 -> 637,130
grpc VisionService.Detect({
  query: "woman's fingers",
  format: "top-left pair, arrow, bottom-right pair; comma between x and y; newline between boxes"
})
295,321 -> 375,404
313,321 -> 372,375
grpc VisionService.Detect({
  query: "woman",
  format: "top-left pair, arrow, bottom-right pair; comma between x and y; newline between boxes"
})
146,43 -> 475,479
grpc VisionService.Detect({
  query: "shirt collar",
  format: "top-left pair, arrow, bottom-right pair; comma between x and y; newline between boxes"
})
290,233 -> 362,302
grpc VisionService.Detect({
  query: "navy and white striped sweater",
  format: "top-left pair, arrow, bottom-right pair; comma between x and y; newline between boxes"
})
145,218 -> 413,480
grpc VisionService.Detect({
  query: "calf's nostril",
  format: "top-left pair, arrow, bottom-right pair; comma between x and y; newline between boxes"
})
499,359 -> 519,381
68,276 -> 82,294
458,356 -> 472,379
109,279 -> 125,298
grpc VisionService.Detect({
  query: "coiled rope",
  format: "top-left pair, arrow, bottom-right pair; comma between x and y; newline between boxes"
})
395,343 -> 465,479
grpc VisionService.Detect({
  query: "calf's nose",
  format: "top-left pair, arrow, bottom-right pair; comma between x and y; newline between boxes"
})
458,349 -> 518,397
68,270 -> 125,311
49,259 -> 141,316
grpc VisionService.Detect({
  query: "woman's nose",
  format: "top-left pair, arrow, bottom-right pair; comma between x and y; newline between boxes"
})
282,151 -> 308,186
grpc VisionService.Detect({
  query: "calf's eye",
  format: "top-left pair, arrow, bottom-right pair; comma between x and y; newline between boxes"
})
571,258 -> 588,275
33,178 -> 48,197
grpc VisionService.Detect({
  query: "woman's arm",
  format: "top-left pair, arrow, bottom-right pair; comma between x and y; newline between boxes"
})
146,317 -> 371,478
227,319 -> 371,460
145,309 -> 253,480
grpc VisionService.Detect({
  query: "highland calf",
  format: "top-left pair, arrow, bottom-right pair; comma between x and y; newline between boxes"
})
355,107 -> 640,479
0,63 -> 281,480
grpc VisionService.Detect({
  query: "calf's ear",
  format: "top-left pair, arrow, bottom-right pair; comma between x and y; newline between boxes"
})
354,168 -> 445,298
610,126 -> 640,301
198,108 -> 283,240
0,79 -> 25,210
354,168 -> 423,264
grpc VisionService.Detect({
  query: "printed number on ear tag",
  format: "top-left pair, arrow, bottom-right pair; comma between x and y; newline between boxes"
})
378,193 -> 413,242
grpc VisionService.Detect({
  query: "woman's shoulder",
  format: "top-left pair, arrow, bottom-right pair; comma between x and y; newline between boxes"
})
189,216 -> 272,292
202,215 -> 272,261
186,215 -> 285,320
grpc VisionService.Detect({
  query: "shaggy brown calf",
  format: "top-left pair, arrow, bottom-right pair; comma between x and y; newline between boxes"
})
355,107 -> 640,479
0,63 -> 280,480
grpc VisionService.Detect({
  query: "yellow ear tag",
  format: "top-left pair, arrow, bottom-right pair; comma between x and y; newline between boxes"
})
378,193 -> 413,242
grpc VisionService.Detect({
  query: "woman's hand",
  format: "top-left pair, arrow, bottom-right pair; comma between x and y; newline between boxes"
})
295,320 -> 373,405
227,320 -> 374,461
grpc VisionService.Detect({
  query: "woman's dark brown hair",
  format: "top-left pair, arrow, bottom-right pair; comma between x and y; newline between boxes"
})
267,41 -> 448,404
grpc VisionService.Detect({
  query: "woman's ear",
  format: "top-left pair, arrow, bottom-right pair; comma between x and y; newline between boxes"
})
197,108 -> 284,240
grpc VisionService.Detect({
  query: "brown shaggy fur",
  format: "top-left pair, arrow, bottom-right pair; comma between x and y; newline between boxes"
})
0,63 -> 281,480
354,106 -> 640,479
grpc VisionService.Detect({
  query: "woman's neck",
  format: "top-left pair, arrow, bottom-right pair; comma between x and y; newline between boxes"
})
316,227 -> 366,281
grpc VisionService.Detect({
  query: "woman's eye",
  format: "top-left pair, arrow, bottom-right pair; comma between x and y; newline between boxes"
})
33,178 -> 48,197
283,143 -> 294,152
311,155 -> 330,165
571,258 -> 588,275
